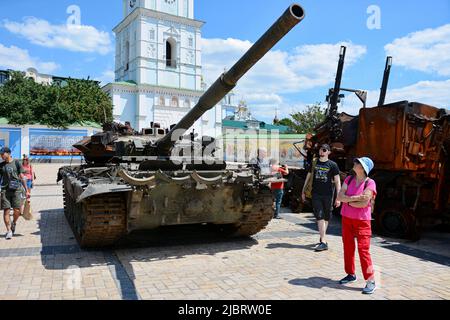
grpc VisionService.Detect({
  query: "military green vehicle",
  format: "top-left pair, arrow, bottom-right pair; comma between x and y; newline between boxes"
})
58,4 -> 306,248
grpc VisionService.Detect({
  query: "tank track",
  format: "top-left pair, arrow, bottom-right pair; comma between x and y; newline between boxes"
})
232,189 -> 274,236
63,184 -> 127,248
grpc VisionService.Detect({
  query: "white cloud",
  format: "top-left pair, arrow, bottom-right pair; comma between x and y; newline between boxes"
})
341,79 -> 450,115
289,43 -> 368,89
3,17 -> 112,55
202,38 -> 366,122
95,69 -> 115,86
244,93 -> 283,105
202,38 -> 366,93
385,24 -> 450,76
0,43 -> 59,73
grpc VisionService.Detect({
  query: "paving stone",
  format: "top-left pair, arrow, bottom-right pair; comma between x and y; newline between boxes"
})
0,164 -> 449,300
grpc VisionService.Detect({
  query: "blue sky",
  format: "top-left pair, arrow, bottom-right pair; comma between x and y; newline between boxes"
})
0,0 -> 449,122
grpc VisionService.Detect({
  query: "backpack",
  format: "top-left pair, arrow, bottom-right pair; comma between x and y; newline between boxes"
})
303,158 -> 318,199
6,160 -> 23,191
345,175 -> 376,213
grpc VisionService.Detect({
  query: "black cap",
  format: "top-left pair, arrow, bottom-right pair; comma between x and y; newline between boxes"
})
320,144 -> 331,151
0,147 -> 12,154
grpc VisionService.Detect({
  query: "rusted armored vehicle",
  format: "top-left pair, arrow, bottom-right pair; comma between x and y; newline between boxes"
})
58,4 -> 305,248
300,46 -> 450,239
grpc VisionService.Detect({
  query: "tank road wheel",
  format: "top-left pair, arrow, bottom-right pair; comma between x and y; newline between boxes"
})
62,189 -> 128,248
232,189 -> 275,237
375,204 -> 421,240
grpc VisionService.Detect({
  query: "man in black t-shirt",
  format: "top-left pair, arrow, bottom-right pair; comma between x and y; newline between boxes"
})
302,144 -> 341,252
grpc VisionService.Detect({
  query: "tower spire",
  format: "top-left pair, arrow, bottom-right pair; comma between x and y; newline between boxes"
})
273,107 -> 280,124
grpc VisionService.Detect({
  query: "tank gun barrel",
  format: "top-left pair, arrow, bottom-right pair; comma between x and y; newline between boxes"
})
156,4 -> 305,155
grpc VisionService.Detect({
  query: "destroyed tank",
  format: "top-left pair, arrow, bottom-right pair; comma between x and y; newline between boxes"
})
58,4 -> 306,248
299,46 -> 450,239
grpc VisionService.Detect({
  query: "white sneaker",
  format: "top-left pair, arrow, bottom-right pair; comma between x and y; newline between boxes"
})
5,231 -> 13,240
362,280 -> 376,294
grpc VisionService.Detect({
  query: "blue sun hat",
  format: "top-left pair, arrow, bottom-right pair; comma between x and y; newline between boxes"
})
354,157 -> 374,176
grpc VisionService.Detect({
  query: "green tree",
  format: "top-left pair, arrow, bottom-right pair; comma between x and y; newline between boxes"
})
278,118 -> 295,131
0,72 -> 112,128
58,78 -> 113,125
280,103 -> 326,134
0,72 -> 40,125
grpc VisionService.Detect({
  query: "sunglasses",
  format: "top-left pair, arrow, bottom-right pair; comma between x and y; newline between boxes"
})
320,148 -> 329,152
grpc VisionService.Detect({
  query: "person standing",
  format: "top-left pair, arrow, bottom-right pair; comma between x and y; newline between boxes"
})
22,155 -> 35,193
250,147 -> 271,175
270,159 -> 289,219
337,157 -> 377,294
0,147 -> 29,240
301,144 -> 341,252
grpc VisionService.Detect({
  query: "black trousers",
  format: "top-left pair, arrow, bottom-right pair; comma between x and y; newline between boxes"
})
312,194 -> 333,221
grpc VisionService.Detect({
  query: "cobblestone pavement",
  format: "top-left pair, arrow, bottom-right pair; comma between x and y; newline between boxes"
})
0,164 -> 449,300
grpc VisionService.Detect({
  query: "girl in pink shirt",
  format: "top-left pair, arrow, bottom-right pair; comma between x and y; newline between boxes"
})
337,157 -> 377,295
22,156 -> 35,193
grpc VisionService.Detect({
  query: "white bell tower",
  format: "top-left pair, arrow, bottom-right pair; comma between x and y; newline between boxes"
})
123,0 -> 194,19
104,0 -> 223,138
116,0 -> 201,89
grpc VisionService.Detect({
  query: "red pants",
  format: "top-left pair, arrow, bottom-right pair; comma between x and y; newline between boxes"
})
342,216 -> 374,281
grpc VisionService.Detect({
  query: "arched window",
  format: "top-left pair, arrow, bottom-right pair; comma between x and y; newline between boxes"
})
159,96 -> 165,106
184,99 -> 191,108
166,38 -> 177,68
125,41 -> 130,71
171,96 -> 179,107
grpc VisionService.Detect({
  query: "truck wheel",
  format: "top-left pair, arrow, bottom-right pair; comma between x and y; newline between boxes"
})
375,205 -> 421,240
376,207 -> 408,238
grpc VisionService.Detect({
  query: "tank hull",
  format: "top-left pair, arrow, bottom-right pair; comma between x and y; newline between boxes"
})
61,166 -> 274,248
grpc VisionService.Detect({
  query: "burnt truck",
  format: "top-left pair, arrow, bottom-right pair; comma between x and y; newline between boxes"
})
57,4 -> 306,248
297,46 -> 450,239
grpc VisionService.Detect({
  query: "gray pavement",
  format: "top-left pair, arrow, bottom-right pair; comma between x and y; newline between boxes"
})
0,163 -> 449,300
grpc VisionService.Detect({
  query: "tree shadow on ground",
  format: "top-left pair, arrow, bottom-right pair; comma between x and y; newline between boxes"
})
289,277 -> 361,292
36,208 -> 259,300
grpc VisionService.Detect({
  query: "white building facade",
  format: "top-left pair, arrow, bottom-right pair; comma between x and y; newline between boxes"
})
104,0 -> 222,137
